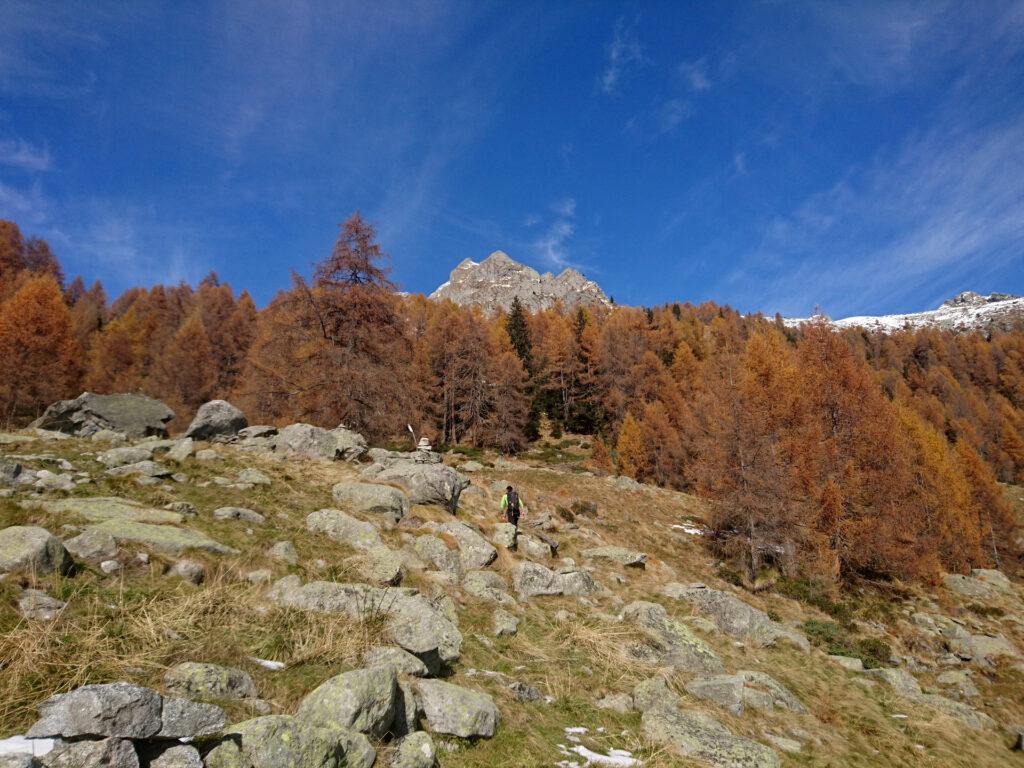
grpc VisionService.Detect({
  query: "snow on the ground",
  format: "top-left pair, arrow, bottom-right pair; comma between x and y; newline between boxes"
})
250,657 -> 287,671
784,295 -> 1024,333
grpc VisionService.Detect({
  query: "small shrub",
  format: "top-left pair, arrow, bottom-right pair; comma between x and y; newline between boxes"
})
717,565 -> 744,587
570,500 -> 598,517
776,576 -> 850,621
555,506 -> 575,522
966,602 -> 1005,618
800,619 -> 891,669
766,609 -> 782,622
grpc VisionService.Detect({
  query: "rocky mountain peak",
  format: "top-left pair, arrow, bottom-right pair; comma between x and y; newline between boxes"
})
430,251 -> 609,313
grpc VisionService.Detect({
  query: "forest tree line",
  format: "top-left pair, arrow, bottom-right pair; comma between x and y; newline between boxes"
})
0,215 -> 1020,586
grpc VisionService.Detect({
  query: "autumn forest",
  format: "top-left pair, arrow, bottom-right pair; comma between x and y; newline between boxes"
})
1,215 -> 1021,589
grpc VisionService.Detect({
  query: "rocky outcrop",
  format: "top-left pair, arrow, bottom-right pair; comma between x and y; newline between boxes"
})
0,526 -> 71,575
331,482 -> 409,524
306,509 -> 383,550
361,449 -> 469,512
267,577 -> 462,672
429,251 -> 609,313
297,666 -> 398,739
663,583 -> 809,651
163,663 -> 258,702
272,423 -> 367,461
583,545 -> 647,568
621,601 -> 724,675
32,393 -> 174,438
203,714 -> 371,768
512,561 -> 599,598
184,400 -> 248,441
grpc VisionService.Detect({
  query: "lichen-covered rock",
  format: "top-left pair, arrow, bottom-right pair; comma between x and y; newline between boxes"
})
144,744 -> 202,768
865,666 -> 994,729
164,662 -> 258,701
391,732 -> 438,768
17,589 -> 65,621
622,601 -> 724,675
361,450 -> 469,511
969,568 -> 1014,594
84,520 -> 235,556
685,672 -> 805,716
306,509 -> 382,550
272,423 -> 367,462
0,526 -> 71,575
27,497 -> 182,525
213,507 -> 265,524
427,521 -> 495,569
362,645 -> 429,677
517,534 -> 552,561
491,523 -> 517,549
64,529 -> 118,560
0,755 -> 42,768
462,570 -> 514,605
42,737 -> 139,768
267,578 -> 462,671
414,680 -> 500,739
353,545 -> 404,585
331,482 -> 408,524
237,467 -> 271,486
492,608 -> 520,637
203,715 -> 366,768
184,400 -> 247,441
583,545 -> 647,568
32,393 -> 174,438
512,561 -> 561,598
662,583 -> 809,652
27,684 -> 162,739
642,703 -> 780,768
104,460 -> 172,479
97,445 -> 154,468
414,535 -> 462,580
156,697 -> 226,738
943,573 -> 997,599
167,438 -> 194,463
297,666 -> 398,738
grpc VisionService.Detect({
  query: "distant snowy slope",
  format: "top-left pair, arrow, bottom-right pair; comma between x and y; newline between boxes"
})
785,292 -> 1024,333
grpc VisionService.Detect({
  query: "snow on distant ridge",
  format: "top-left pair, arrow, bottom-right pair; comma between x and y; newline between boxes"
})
785,291 -> 1024,333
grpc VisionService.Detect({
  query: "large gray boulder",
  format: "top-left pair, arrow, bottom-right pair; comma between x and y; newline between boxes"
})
462,570 -> 514,605
163,662 -> 258,701
428,521 -> 495,569
512,561 -> 599,598
27,683 -> 163,739
272,423 -> 367,461
184,400 -> 247,441
331,482 -> 409,524
0,526 -> 71,575
32,393 -> 174,438
663,583 -> 809,652
414,535 -> 462,581
414,680 -> 500,739
26,497 -> 182,525
144,744 -> 203,768
361,450 -> 469,512
685,672 -> 805,716
96,445 -> 154,468
622,601 -> 724,675
362,645 -> 430,677
268,578 -> 462,671
157,697 -> 227,738
203,715 -> 371,768
306,509 -> 383,550
297,666 -> 398,738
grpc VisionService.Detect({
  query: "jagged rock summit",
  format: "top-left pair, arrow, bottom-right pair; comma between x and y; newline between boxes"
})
429,250 -> 609,313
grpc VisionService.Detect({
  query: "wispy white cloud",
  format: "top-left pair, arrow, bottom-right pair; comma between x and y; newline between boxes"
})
0,179 -> 49,224
728,111 -> 1024,317
600,15 -> 643,95
0,138 -> 52,171
678,59 -> 711,91
732,151 -> 747,175
533,197 -> 578,270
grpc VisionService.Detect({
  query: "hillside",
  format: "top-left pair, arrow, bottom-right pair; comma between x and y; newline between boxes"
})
786,292 -> 1024,333
429,251 -> 610,313
1,400 -> 1023,767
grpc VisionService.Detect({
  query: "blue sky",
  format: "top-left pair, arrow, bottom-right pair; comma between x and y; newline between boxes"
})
1,1 -> 1023,318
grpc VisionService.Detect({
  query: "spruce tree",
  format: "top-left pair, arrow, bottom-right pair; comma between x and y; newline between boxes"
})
505,296 -> 533,373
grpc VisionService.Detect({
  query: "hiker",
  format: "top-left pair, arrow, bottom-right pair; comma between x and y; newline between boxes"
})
500,485 -> 524,548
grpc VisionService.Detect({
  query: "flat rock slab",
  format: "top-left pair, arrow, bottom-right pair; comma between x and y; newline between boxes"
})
164,662 -> 258,701
331,482 -> 409,523
583,545 -> 647,568
203,714 -> 373,768
25,497 -> 183,525
306,509 -> 382,550
663,583 -> 809,652
85,520 -> 236,555
642,703 -> 779,768
428,521 -> 496,569
414,679 -> 500,739
32,392 -> 174,438
622,601 -> 724,675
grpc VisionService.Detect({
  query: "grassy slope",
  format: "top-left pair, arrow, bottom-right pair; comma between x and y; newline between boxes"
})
1,433 -> 1022,766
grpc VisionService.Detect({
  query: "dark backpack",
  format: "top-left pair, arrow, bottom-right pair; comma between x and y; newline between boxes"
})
506,489 -> 520,516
